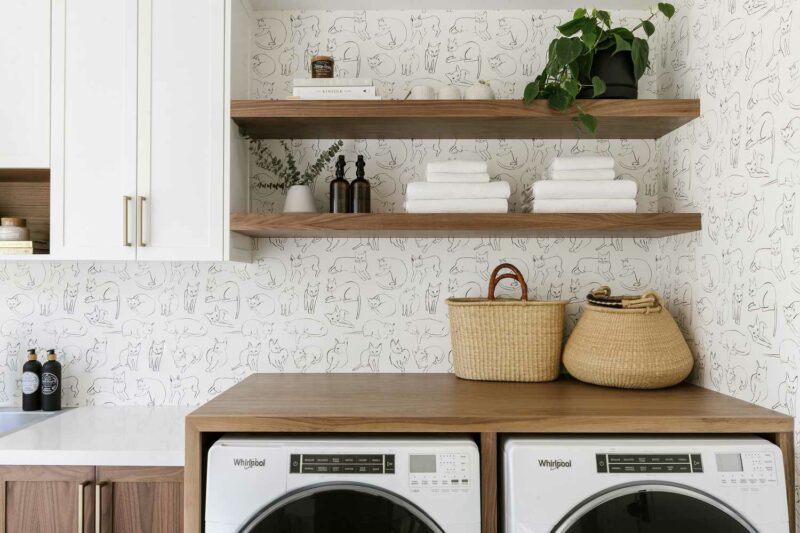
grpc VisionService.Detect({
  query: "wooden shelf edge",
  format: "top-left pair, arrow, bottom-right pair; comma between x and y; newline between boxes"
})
230,212 -> 702,238
0,168 -> 50,183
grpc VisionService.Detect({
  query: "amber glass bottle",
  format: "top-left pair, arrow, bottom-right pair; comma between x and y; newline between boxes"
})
330,155 -> 351,213
350,155 -> 371,213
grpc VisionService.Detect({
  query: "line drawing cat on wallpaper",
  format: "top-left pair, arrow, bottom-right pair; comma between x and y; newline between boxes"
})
325,338 -> 349,373
451,251 -> 490,280
325,306 -> 355,328
158,286 -> 178,317
375,17 -> 407,50
329,252 -> 370,281
353,342 -> 382,372
304,282 -> 320,314
205,338 -> 228,373
399,47 -> 421,76
172,344 -> 202,375
448,278 -> 482,299
744,30 -> 762,81
87,262 -> 130,281
766,12 -> 792,68
183,281 -> 199,314
530,14 -> 561,44
732,284 -> 744,325
233,342 -> 262,373
495,17 -> 528,50
126,293 -> 155,318
721,248 -> 744,284
619,258 -> 653,291
571,252 -> 612,282
135,378 -> 166,407
725,361 -> 748,397
745,111 -> 775,162
414,345 -> 445,373
449,11 -> 491,40
290,254 -> 321,283
5,294 -> 33,318
747,73 -> 783,108
746,194 -> 765,241
283,318 -> 328,344
36,288 -> 57,317
267,339 -> 289,372
446,39 -> 481,77
769,192 -> 795,236
425,282 -> 441,314
148,340 -> 165,372
406,319 -> 448,342
163,318 -> 207,344
0,342 -> 20,371
367,53 -> 397,78
326,278 -> 362,318
748,315 -> 772,349
368,294 -> 397,318
82,337 -> 107,373
292,346 -> 322,373
203,304 -> 233,327
772,371 -> 797,415
289,14 -> 319,44
750,237 -> 786,280
84,278 -> 120,319
721,329 -> 752,358
253,257 -> 287,289
410,14 -> 441,44
44,318 -> 87,345
699,254 -> 720,293
169,375 -> 199,404
781,116 -> 800,153
326,38 -> 361,77
709,352 -> 724,391
749,361 -> 768,403
276,289 -> 295,317
389,339 -> 410,372
205,278 -> 240,319
329,11 -> 369,41
410,255 -> 442,283
112,342 -> 141,372
88,372 -> 128,402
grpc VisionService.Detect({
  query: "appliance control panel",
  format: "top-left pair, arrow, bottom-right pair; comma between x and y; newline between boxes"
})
595,453 -> 704,474
290,454 -> 395,474
409,453 -> 471,493
716,451 -> 777,486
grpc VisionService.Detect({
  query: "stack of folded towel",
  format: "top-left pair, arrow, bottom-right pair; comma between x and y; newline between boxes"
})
526,156 -> 638,213
405,161 -> 510,213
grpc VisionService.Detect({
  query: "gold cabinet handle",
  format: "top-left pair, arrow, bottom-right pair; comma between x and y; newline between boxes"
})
77,481 -> 90,533
136,196 -> 146,247
123,196 -> 132,247
95,482 -> 106,533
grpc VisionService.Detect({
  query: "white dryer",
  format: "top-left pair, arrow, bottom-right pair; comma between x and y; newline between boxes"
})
504,436 -> 788,532
206,436 -> 481,533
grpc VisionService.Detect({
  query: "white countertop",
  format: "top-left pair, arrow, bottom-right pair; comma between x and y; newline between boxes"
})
0,407 -> 191,466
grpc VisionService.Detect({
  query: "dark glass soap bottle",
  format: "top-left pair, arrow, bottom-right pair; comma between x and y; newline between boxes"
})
22,349 -> 42,411
350,155 -> 371,213
42,350 -> 61,412
330,155 -> 351,213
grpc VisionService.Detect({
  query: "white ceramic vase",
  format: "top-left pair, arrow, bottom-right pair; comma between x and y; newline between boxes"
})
283,185 -> 317,213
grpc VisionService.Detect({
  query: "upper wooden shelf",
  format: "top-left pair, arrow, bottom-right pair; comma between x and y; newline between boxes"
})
0,168 -> 49,183
231,212 -> 701,238
232,99 -> 700,140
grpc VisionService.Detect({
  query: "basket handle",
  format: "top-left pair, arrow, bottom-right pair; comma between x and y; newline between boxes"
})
487,263 -> 528,301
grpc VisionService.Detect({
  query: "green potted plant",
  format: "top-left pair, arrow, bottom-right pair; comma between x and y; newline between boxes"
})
249,139 -> 344,213
523,4 -> 675,133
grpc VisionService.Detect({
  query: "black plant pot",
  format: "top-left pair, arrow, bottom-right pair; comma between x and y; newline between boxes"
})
578,48 -> 638,99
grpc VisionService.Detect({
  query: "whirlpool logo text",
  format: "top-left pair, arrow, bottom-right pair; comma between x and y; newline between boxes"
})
538,459 -> 572,470
234,458 -> 266,469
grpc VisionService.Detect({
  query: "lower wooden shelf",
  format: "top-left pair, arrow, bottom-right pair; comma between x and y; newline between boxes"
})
231,212 -> 701,238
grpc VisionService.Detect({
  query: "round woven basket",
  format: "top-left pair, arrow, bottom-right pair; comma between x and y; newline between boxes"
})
447,263 -> 567,382
563,287 -> 693,389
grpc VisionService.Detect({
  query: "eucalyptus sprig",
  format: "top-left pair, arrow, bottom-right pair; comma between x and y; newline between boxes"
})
249,138 -> 344,192
523,4 -> 675,133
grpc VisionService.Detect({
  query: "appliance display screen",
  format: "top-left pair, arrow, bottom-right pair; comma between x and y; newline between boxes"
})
715,454 -> 744,472
409,455 -> 437,473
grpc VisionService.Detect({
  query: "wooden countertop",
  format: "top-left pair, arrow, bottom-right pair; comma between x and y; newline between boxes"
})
187,374 -> 792,434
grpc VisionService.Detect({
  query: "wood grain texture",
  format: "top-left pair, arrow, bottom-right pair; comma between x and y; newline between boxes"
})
0,169 -> 50,183
0,180 -> 50,248
0,466 -> 95,533
184,420 -> 203,533
232,99 -> 700,140
231,213 -> 702,238
480,433 -> 498,533
775,432 -> 795,528
97,467 -> 183,533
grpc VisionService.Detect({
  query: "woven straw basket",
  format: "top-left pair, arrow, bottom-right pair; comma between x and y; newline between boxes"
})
563,287 -> 693,389
447,263 -> 567,382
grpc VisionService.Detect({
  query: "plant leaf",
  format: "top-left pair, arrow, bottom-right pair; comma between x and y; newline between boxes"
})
642,20 -> 656,37
554,37 -> 584,66
573,7 -> 587,19
591,76 -> 607,97
581,29 -> 598,49
596,10 -> 612,27
548,87 -> 573,112
557,17 -> 587,36
609,27 -> 634,40
564,78 -> 582,97
613,33 -> 632,54
576,113 -> 598,134
631,37 -> 650,80
524,81 -> 540,103
657,2 -> 676,18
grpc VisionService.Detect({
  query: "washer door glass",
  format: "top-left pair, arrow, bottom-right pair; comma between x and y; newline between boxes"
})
238,483 -> 444,533
556,483 -> 757,533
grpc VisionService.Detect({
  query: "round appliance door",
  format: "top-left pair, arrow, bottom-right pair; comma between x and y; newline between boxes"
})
554,483 -> 757,533
237,482 -> 444,533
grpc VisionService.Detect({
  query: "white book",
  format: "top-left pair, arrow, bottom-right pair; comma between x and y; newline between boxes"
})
293,78 -> 373,88
292,86 -> 376,98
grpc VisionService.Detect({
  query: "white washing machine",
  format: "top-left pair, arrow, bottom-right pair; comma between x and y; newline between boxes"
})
504,436 -> 788,532
206,436 -> 481,532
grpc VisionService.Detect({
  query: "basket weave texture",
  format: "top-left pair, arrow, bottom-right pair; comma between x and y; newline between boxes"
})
447,263 -> 567,382
563,287 -> 693,389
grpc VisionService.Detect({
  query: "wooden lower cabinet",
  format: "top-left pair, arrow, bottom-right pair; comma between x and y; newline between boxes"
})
0,466 -> 182,533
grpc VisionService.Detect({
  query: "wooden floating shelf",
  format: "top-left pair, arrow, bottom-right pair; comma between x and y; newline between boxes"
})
231,212 -> 702,238
232,99 -> 700,140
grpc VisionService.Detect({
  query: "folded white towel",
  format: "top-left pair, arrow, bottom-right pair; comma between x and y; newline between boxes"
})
427,160 -> 488,174
551,156 -> 615,171
530,180 -> 638,200
530,199 -> 637,213
407,181 -> 510,200
426,172 -> 491,183
405,199 -> 508,213
548,168 -> 617,180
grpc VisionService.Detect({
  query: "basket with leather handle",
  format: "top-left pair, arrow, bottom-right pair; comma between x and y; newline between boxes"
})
447,263 -> 567,382
563,286 -> 693,389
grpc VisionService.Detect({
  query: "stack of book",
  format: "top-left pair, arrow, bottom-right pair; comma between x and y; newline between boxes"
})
0,241 -> 48,255
291,78 -> 379,100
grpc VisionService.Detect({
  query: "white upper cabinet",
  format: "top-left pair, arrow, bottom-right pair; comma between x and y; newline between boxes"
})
0,0 -> 51,168
136,0 -> 226,262
49,0 -> 138,260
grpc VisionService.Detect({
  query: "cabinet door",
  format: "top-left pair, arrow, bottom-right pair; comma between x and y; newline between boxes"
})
49,0 -> 138,260
0,465 -> 95,533
136,0 -> 225,261
0,0 -> 50,168
96,467 -> 183,533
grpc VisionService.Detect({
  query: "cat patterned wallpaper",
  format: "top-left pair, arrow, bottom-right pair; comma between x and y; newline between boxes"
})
653,0 -> 800,518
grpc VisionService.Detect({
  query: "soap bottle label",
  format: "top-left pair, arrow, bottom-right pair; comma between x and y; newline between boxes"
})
42,373 -> 59,395
22,372 -> 39,394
